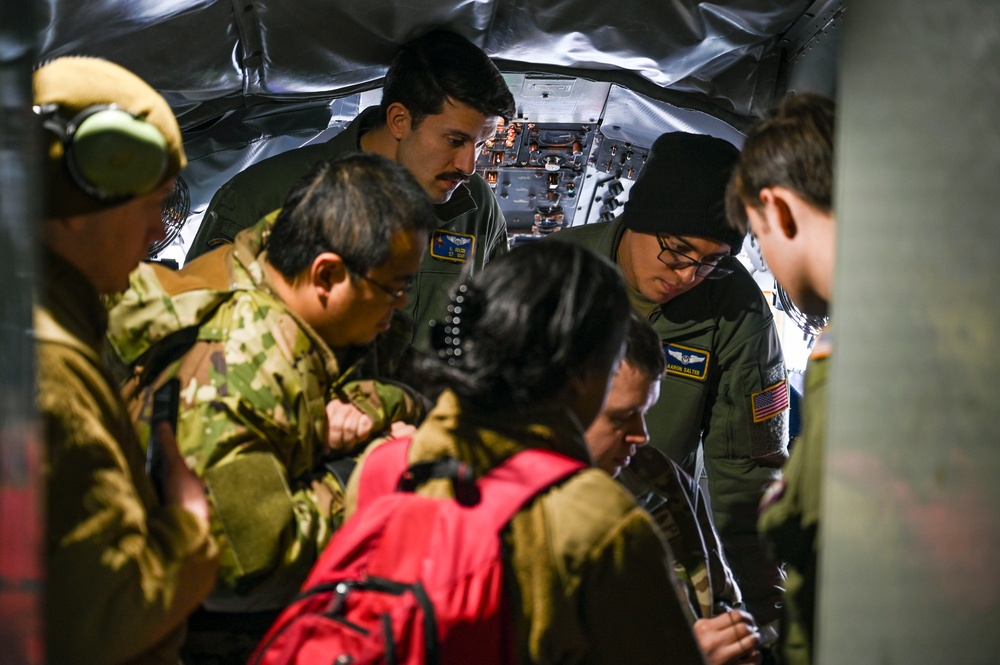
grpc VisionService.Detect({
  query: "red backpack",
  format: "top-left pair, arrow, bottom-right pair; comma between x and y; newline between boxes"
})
249,438 -> 585,665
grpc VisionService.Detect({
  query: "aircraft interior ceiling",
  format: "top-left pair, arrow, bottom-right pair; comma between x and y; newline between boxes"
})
6,3 -> 998,662
38,0 -> 837,128
39,0 -> 842,366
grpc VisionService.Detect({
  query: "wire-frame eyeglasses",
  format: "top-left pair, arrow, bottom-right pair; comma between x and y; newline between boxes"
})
351,270 -> 413,302
655,235 -> 734,280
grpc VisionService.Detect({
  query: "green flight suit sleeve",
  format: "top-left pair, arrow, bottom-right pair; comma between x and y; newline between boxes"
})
187,140 -> 339,262
758,353 -> 829,665
702,302 -> 788,625
692,474 -> 744,616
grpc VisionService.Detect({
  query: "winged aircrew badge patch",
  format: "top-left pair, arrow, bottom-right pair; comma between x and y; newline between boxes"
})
430,229 -> 475,263
663,343 -> 710,381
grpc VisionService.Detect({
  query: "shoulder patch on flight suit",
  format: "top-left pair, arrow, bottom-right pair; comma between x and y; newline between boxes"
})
751,379 -> 789,423
430,229 -> 475,263
664,343 -> 710,381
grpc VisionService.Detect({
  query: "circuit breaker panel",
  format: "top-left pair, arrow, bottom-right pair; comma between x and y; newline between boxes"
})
474,120 -> 651,245
477,121 -> 592,234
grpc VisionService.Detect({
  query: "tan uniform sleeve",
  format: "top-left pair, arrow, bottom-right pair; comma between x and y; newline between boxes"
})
43,361 -> 218,665
576,508 -> 706,665
511,471 -> 706,665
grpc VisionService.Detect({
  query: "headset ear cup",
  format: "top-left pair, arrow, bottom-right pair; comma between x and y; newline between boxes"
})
68,108 -> 169,199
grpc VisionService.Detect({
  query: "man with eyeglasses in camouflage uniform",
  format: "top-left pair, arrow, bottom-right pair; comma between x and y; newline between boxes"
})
107,153 -> 436,664
551,131 -> 789,629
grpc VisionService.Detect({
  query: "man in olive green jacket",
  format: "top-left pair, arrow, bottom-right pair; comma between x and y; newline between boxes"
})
187,30 -> 515,352
551,132 -> 789,625
35,56 -> 219,665
108,154 -> 436,663
728,93 -> 837,665
586,312 -> 767,665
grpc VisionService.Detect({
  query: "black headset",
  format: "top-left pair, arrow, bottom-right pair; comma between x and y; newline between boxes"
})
35,102 -> 169,201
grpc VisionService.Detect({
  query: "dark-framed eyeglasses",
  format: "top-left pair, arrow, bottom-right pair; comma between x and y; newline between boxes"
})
351,270 -> 413,302
655,234 -> 734,280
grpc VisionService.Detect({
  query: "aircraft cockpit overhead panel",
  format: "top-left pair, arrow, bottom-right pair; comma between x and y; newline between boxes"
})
466,76 -> 749,246
477,118 -> 598,239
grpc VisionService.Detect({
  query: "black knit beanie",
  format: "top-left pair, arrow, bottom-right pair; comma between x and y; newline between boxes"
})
623,132 -> 744,254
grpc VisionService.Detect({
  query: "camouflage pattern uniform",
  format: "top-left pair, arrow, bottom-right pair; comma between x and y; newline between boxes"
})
107,214 -> 424,663
551,216 -> 788,624
758,329 -> 832,665
619,445 -> 742,620
185,106 -> 510,352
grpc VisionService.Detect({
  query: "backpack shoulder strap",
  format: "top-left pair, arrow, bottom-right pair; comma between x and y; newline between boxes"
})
357,443 -> 586,533
355,436 -> 412,511
470,448 -> 587,533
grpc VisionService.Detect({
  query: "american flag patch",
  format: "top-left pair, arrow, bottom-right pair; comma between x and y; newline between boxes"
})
751,379 -> 789,423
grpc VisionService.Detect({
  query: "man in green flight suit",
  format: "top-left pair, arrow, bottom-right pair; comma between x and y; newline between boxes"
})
186,29 -> 516,352
107,154 -> 437,663
551,131 -> 789,625
727,93 -> 836,665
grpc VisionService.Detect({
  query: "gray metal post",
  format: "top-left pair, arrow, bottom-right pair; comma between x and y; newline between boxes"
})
0,1 -> 42,663
820,2 -> 1000,663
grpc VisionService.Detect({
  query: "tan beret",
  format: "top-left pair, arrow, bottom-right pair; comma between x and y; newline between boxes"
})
33,56 -> 186,218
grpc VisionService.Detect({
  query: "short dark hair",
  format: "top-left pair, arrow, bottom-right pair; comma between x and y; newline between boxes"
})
421,242 -> 630,411
623,311 -> 665,381
727,93 -> 835,234
267,153 -> 437,278
380,29 -> 516,128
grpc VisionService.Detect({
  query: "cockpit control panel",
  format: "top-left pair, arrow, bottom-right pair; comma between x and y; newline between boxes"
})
475,119 -> 650,245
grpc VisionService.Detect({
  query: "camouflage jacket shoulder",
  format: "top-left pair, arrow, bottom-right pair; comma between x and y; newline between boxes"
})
106,212 -> 319,373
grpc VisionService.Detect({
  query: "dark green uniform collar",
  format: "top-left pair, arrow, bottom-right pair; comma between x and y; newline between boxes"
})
434,181 -> 477,222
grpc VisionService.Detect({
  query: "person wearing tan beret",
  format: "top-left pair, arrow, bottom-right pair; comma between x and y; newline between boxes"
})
33,56 -> 218,665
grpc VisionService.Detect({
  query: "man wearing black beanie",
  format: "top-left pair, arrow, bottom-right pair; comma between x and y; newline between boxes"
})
550,131 -> 788,628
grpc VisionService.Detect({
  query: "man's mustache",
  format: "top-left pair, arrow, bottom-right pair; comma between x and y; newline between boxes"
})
436,172 -> 470,183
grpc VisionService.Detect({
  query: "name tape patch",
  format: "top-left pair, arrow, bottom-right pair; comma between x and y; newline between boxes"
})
751,379 -> 790,423
664,343 -> 710,381
430,229 -> 475,263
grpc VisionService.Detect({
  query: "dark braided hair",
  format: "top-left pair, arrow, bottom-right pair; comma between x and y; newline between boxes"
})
422,242 -> 630,411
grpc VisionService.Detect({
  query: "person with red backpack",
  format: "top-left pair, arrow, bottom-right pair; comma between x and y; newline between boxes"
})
253,242 -> 706,664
